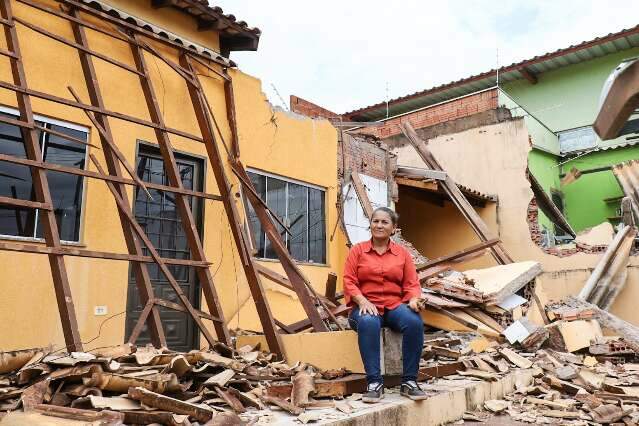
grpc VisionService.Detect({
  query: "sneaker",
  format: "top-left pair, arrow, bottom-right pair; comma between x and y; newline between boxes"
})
362,382 -> 384,403
400,381 -> 428,400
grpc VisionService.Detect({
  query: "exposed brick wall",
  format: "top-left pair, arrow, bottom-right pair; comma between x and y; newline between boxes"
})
338,134 -> 394,181
290,95 -> 341,120
357,89 -> 499,139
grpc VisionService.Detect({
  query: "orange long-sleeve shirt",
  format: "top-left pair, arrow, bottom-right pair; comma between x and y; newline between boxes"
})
343,239 -> 421,314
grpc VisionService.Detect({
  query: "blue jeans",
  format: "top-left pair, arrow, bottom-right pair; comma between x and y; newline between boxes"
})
349,303 -> 424,384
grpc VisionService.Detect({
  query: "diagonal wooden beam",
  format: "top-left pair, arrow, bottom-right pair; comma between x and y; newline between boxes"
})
67,7 -> 166,347
400,122 -> 513,265
67,86 -> 153,201
179,54 -> 284,357
350,171 -> 374,220
90,154 -> 218,346
128,32 -> 230,346
233,161 -> 344,331
223,69 -> 240,160
0,0 -> 82,351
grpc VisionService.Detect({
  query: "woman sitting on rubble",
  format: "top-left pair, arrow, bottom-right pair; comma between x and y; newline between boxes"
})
343,206 -> 427,403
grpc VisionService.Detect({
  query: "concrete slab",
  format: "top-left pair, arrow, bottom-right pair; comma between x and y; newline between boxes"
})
245,369 -> 534,426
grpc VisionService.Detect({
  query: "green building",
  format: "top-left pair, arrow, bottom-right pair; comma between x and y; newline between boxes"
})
344,25 -> 639,243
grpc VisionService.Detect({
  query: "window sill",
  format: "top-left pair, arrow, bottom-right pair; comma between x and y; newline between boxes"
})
255,257 -> 329,268
0,235 -> 86,248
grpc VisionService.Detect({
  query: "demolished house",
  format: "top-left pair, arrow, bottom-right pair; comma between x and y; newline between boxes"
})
2,0 -> 639,424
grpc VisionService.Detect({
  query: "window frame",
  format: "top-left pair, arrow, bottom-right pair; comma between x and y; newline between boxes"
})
244,168 -> 327,265
0,105 -> 90,245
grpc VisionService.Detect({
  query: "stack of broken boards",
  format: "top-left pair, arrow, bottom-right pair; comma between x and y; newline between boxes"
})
0,342 -> 366,425
419,260 -> 542,341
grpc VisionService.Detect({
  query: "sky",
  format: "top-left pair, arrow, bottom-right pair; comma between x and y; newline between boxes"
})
214,1 -> 639,114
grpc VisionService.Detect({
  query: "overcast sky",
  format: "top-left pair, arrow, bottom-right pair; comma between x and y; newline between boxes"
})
215,1 -> 639,114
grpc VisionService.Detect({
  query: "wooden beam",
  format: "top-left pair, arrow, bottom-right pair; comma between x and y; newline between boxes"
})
13,17 -> 144,77
0,153 -> 222,201
519,67 -> 538,84
397,166 -> 447,181
400,122 -> 513,265
0,195 -> 51,210
1,0 -> 83,351
0,80 -> 204,143
180,55 -> 284,358
223,69 -> 240,159
350,171 -> 374,220
234,161 -> 331,332
395,176 -> 438,191
325,273 -> 337,302
58,0 -> 231,67
416,238 -> 500,272
129,32 -> 231,345
0,241 -> 212,267
528,170 -> 576,237
67,7 -> 166,347
90,154 -> 218,346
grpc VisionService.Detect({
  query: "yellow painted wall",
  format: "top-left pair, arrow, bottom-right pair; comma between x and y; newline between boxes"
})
396,186 -> 498,270
392,118 -> 639,322
0,0 -> 344,350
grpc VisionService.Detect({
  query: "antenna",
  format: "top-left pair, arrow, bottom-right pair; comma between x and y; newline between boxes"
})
496,47 -> 500,88
270,83 -> 289,111
385,81 -> 390,118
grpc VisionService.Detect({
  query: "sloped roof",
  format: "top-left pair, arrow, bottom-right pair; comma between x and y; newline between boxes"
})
345,25 -> 639,121
152,0 -> 260,53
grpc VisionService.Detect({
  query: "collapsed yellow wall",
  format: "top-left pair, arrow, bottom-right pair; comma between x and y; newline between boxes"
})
392,118 -> 639,322
0,0 -> 344,350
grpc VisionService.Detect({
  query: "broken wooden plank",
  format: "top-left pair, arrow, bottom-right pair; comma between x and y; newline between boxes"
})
578,224 -> 633,301
400,122 -> 513,264
128,387 -> 214,423
528,170 -> 576,237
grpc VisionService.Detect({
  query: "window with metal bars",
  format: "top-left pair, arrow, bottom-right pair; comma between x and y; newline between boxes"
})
244,170 -> 326,264
0,111 -> 88,242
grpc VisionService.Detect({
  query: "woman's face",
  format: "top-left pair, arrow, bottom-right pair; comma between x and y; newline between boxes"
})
370,210 -> 396,240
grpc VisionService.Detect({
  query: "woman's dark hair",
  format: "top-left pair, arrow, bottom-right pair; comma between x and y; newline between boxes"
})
371,207 -> 399,226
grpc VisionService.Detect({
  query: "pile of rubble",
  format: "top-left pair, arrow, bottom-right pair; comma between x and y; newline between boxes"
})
0,341 -> 349,425
451,297 -> 639,424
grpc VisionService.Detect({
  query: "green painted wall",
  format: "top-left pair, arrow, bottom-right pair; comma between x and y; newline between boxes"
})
528,149 -> 560,232
561,146 -> 639,232
498,47 -> 639,234
501,47 -> 639,149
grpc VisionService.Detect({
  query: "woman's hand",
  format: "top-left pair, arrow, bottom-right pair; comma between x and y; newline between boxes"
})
408,296 -> 422,312
353,295 -> 378,316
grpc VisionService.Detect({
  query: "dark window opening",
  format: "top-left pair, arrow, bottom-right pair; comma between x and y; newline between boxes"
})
551,190 -> 569,238
244,170 -> 326,264
0,113 -> 87,242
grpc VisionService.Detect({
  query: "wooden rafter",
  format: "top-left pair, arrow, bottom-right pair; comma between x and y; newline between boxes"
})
178,54 -> 284,357
0,0 -> 82,351
90,154 -> 219,346
400,122 -> 513,265
349,171 -> 374,220
66,6 -> 166,347
128,32 -> 230,345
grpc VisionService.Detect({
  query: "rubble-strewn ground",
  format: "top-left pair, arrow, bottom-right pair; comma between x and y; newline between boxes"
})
3,263 -> 639,424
